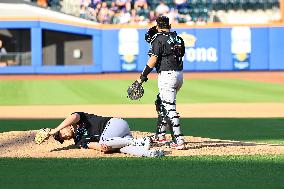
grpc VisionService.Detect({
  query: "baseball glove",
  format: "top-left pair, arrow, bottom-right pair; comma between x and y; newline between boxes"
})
35,128 -> 51,144
145,26 -> 158,43
127,80 -> 144,100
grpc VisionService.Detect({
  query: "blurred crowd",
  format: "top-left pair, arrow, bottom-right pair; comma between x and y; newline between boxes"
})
79,0 -> 198,24
34,0 -> 198,24
33,0 -> 280,24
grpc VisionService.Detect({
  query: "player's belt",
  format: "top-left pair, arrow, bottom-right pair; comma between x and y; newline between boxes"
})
158,70 -> 181,74
158,70 -> 175,73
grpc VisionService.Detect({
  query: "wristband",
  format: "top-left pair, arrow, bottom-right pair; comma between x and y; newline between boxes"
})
140,65 -> 153,82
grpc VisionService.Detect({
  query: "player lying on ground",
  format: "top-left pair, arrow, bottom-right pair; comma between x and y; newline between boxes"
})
35,112 -> 164,157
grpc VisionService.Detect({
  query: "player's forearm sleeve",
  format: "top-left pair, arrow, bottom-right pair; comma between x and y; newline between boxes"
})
140,65 -> 153,82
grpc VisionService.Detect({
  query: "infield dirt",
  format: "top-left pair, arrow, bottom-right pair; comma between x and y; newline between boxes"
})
1,130 -> 283,158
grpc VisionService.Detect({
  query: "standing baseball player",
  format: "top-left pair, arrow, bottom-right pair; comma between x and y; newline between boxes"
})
45,112 -> 164,157
137,15 -> 186,150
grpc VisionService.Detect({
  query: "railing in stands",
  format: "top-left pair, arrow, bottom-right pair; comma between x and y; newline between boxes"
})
0,52 -> 31,67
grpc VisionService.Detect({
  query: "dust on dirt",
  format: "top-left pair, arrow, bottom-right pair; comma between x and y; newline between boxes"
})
1,130 -> 283,158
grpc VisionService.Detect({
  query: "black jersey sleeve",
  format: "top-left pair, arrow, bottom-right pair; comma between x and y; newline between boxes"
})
151,38 -> 162,57
71,112 -> 91,148
179,36 -> 185,57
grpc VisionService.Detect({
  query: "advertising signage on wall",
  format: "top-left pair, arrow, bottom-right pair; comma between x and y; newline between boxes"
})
1,20 -> 284,74
175,29 -> 219,71
118,28 -> 139,72
231,27 -> 251,70
179,32 -> 218,63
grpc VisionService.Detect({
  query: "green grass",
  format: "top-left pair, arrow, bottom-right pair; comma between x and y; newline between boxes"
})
1,118 -> 284,144
128,118 -> 284,144
0,156 -> 283,189
0,79 -> 283,105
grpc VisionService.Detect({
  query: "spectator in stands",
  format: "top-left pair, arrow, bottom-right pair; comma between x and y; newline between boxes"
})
80,4 -> 87,19
115,0 -> 131,11
110,1 -> 119,13
129,9 -> 140,24
97,2 -> 111,23
178,12 -> 193,24
134,0 -> 148,10
155,1 -> 170,16
91,0 -> 102,8
148,10 -> 157,23
137,15 -> 148,25
174,0 -> 187,5
166,8 -> 180,24
86,2 -> 101,21
174,0 -> 190,15
135,0 -> 149,18
112,9 -> 131,24
196,16 -> 207,25
119,9 -> 132,24
0,40 -> 7,55
37,0 -> 47,7
85,0 -> 102,13
0,39 -> 8,67
81,0 -> 91,7
48,0 -> 61,10
210,10 -> 221,22
112,10 -> 120,24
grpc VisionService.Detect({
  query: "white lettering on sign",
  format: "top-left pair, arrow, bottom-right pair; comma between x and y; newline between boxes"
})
185,47 -> 218,62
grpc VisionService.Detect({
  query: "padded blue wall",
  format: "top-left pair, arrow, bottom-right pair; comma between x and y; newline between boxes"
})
0,20 -> 283,74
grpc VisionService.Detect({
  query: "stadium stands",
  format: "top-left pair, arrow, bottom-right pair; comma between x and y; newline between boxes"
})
3,0 -> 284,24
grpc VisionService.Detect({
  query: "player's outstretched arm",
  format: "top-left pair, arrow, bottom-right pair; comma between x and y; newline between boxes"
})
49,113 -> 80,135
138,55 -> 157,83
35,113 -> 81,144
127,55 -> 158,100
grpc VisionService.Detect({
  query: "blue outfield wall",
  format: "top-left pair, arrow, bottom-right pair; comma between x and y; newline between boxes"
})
0,20 -> 284,74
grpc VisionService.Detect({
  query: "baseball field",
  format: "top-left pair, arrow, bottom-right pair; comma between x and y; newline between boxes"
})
0,72 -> 284,188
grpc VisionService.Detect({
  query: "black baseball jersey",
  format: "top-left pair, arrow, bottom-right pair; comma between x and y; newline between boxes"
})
148,31 -> 185,73
71,112 -> 112,148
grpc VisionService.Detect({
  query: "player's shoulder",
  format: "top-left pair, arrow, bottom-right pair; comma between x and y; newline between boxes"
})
151,32 -> 167,43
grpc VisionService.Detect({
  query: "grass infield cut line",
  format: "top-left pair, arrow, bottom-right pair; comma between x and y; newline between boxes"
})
1,118 -> 284,144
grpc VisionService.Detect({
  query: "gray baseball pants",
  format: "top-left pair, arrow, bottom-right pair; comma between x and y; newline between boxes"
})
157,70 -> 183,142
99,118 -> 151,157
